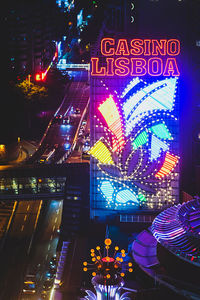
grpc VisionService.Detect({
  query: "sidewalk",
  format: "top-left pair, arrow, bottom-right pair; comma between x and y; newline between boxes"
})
12,140 -> 37,164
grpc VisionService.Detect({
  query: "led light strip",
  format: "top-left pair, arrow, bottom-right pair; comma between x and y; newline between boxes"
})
121,77 -> 140,98
88,140 -> 114,165
98,95 -> 125,150
155,152 -> 178,178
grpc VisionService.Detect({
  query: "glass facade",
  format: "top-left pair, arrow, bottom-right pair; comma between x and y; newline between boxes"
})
0,177 -> 65,196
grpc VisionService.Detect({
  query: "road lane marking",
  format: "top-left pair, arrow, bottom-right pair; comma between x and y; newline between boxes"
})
55,217 -> 57,223
50,235 -> 53,240
33,200 -> 43,230
6,201 -> 17,234
45,254 -> 48,260
21,225 -> 24,231
48,244 -> 51,250
24,215 -> 27,221
27,205 -> 30,211
53,225 -> 55,231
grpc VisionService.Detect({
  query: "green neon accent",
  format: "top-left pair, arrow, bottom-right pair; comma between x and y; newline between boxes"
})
138,194 -> 146,202
133,131 -> 148,150
150,123 -> 171,140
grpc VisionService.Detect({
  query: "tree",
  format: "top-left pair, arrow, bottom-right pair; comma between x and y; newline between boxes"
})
16,79 -> 47,101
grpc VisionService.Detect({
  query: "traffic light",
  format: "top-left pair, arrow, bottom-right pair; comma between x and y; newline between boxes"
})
35,72 -> 45,81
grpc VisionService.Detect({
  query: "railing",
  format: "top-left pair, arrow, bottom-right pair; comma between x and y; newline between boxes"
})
57,61 -> 90,70
120,214 -> 155,223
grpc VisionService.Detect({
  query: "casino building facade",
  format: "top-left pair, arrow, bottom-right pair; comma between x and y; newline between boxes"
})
89,38 -> 180,220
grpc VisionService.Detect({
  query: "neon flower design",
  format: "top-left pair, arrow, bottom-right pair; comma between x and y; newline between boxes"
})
89,77 -> 179,209
82,239 -> 133,300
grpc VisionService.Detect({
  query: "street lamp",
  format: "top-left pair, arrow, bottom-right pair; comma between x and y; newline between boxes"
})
82,239 -> 133,299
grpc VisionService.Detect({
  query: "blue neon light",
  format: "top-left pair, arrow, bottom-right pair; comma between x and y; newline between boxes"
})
100,180 -> 114,202
123,78 -> 177,136
150,123 -> 172,140
150,135 -> 169,161
121,77 -> 140,98
115,189 -> 138,204
64,143 -> 71,150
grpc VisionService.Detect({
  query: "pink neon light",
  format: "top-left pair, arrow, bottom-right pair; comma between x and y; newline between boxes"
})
100,38 -> 180,56
155,152 -> 178,178
101,38 -> 115,56
98,95 -> 125,151
91,38 -> 181,77
91,57 -> 180,77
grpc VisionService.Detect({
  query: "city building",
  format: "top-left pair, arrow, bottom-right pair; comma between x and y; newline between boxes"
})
88,0 -> 200,222
2,0 -> 64,79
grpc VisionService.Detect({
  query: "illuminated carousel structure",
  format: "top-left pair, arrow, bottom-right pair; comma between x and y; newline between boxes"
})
132,198 -> 200,298
82,239 -> 133,300
151,198 -> 200,265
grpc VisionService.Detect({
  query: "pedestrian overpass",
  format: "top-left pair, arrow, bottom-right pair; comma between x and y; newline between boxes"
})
57,60 -> 90,71
0,163 -> 89,200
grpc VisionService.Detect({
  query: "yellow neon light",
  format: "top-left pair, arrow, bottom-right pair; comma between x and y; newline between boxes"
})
88,140 -> 114,165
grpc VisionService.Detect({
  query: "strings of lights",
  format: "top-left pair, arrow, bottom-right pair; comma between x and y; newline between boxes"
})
82,238 -> 133,280
123,78 -> 177,135
90,76 -> 179,210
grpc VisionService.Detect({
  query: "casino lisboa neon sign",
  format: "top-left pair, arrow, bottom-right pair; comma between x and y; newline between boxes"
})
91,38 -> 180,77
89,38 -> 180,211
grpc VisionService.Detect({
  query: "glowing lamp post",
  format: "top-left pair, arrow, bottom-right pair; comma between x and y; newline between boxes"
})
92,275 -> 124,300
82,239 -> 133,300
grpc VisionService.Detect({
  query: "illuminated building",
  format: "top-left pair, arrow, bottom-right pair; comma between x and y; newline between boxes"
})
89,37 -> 180,220
2,0 -> 62,78
96,0 -> 200,199
56,0 -> 74,12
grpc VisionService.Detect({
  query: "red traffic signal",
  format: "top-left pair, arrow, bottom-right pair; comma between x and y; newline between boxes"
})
35,72 -> 46,81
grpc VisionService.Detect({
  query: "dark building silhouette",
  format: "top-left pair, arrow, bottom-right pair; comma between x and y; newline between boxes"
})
2,0 -> 64,79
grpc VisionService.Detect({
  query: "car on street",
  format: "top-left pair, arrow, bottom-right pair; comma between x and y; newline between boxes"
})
48,265 -> 57,275
50,255 -> 57,266
41,290 -> 48,299
63,116 -> 70,124
52,114 -> 63,124
43,278 -> 54,291
46,264 -> 56,279
75,108 -> 80,114
22,275 -> 36,295
82,152 -> 90,160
